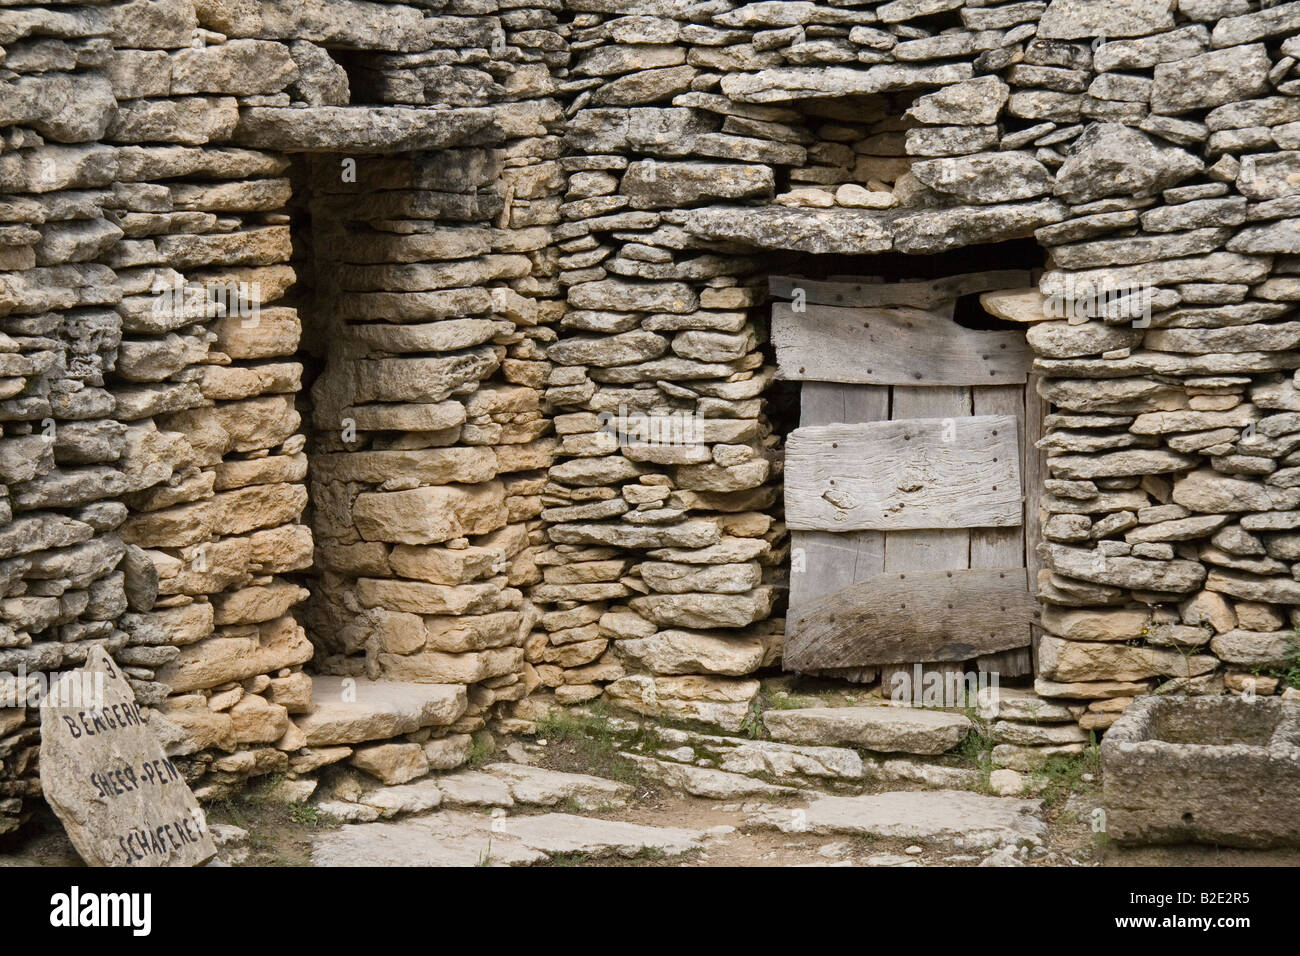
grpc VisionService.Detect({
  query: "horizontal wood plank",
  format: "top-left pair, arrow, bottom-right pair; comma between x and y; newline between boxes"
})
772,302 -> 1032,386
785,416 -> 1023,531
784,568 -> 1040,669
769,271 -> 1033,310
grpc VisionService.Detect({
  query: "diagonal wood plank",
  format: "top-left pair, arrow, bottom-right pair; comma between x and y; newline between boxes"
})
784,568 -> 1042,669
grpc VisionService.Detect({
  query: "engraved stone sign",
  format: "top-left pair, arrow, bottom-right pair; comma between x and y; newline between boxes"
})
39,647 -> 216,867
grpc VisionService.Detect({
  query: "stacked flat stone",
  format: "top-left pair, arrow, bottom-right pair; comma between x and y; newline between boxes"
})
97,3 -> 317,800
3,0 -> 1300,818
0,0 -> 129,833
535,0 -> 803,728
1019,3 -> 1300,732
988,687 -> 1091,770
302,147 -> 553,730
262,1 -> 569,773
0,0 -> 569,809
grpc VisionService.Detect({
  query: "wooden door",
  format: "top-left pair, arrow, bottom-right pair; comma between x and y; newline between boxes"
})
772,274 -> 1045,678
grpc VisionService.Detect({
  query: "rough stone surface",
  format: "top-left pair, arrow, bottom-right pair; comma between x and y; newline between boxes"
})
2,0 -> 1298,830
294,678 -> 467,747
1103,697 -> 1300,848
747,790 -> 1048,849
311,810 -> 705,865
39,648 -> 216,866
764,707 -> 972,755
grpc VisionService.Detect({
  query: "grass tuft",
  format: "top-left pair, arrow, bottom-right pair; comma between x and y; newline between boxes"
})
532,703 -> 658,786
1030,735 -> 1102,809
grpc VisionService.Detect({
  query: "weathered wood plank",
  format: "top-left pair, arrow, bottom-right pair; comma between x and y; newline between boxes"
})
783,568 -> 1043,669
769,271 -> 1033,310
790,530 -> 885,607
970,386 -> 1033,669
788,382 -> 886,680
883,386 -> 973,573
772,302 -> 1032,386
785,415 -> 1022,531
1024,371 -> 1048,674
879,388 -> 971,676
798,380 -> 888,429
789,382 -> 888,609
971,387 -> 1026,568
976,647 -> 1034,677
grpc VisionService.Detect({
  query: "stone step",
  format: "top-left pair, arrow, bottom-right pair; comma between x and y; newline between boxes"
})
655,725 -> 866,781
862,759 -> 981,791
763,706 -> 972,755
746,790 -> 1047,850
321,762 -> 634,822
479,762 -> 632,809
433,763 -> 634,811
311,814 -> 544,867
293,676 -> 466,746
626,729 -> 986,794
493,812 -> 706,859
626,755 -> 801,799
310,810 -> 708,867
986,687 -> 1076,723
608,708 -> 979,792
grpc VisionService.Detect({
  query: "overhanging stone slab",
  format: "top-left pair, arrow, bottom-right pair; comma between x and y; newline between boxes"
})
720,63 -> 974,102
233,106 -> 498,152
682,206 -> 893,254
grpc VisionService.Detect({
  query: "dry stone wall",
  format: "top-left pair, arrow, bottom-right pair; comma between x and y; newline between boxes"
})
2,0 -> 1300,827
0,0 -> 567,824
1,0 -> 127,834
300,145 -> 558,717
512,0 -> 1300,749
519,0 -> 1300,755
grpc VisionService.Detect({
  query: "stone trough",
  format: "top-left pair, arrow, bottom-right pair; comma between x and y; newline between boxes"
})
1101,696 -> 1300,848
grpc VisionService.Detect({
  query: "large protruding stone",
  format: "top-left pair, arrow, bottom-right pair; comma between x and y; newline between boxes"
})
294,677 -> 467,746
1054,123 -> 1203,204
1037,0 -> 1176,39
683,205 -> 893,254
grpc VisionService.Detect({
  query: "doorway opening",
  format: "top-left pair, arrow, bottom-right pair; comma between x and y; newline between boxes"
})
767,241 -> 1047,702
282,151 -> 540,715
